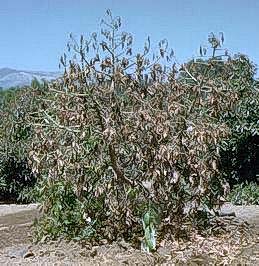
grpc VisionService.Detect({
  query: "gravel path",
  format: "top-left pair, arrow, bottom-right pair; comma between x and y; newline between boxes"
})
0,204 -> 39,217
221,203 -> 259,228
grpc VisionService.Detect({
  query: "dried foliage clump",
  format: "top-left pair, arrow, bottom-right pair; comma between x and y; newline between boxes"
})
29,11 -> 248,244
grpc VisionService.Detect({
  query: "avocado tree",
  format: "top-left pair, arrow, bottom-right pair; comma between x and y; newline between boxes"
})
28,11 -> 242,247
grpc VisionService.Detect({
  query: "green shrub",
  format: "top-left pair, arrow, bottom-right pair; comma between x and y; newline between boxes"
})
181,40 -> 259,187
218,56 -> 259,187
228,182 -> 259,205
0,86 -> 39,203
33,177 -> 96,241
0,156 -> 35,202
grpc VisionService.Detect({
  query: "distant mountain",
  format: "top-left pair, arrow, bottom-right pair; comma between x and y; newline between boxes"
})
0,67 -> 61,89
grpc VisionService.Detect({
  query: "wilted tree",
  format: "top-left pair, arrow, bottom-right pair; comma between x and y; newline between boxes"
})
29,11 -> 243,248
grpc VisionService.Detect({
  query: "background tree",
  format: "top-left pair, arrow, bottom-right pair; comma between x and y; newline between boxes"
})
178,33 -> 259,186
0,86 -> 37,202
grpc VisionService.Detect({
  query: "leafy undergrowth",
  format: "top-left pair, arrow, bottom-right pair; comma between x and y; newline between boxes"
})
228,182 -> 259,205
33,178 -> 97,242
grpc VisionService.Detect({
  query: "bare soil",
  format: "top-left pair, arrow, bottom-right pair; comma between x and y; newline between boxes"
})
0,203 -> 258,265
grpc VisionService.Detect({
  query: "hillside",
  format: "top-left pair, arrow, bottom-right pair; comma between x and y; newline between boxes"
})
0,68 -> 60,89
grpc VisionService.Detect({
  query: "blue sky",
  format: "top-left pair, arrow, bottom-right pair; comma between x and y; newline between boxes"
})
0,0 -> 258,75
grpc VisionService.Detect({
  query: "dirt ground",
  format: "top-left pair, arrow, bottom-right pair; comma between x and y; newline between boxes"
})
0,203 -> 258,265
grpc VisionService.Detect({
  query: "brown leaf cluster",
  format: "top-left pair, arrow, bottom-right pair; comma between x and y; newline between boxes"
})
28,11 -> 242,242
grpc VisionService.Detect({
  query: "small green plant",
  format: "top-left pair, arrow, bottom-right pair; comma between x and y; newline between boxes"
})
228,182 -> 259,205
141,206 -> 158,252
33,177 -> 96,241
